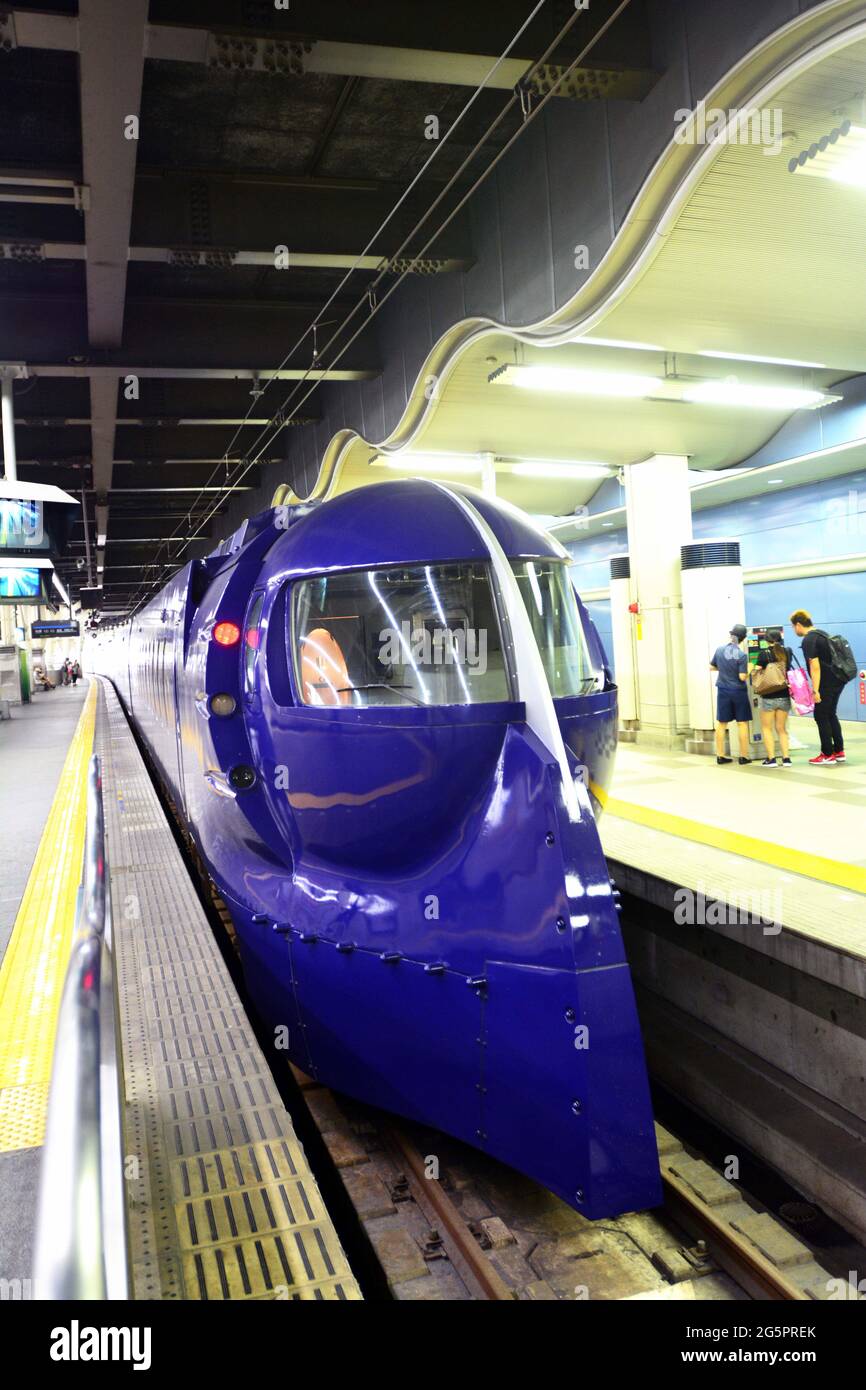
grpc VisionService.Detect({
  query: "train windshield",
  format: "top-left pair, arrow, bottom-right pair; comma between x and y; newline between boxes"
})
509,560 -> 604,697
293,563 -> 511,707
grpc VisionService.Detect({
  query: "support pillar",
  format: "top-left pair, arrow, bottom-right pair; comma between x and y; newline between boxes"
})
609,554 -> 638,742
1,370 -> 18,482
681,540 -> 745,755
623,454 -> 692,747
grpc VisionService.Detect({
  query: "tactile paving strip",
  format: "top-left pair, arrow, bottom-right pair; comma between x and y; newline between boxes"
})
94,678 -> 361,1301
0,682 -> 96,1150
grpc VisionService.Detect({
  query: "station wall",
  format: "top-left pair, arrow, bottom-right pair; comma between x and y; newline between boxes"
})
573,472 -> 866,721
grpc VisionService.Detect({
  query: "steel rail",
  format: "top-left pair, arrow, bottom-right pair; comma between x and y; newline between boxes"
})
383,1127 -> 514,1300
33,754 -> 131,1300
661,1172 -> 806,1301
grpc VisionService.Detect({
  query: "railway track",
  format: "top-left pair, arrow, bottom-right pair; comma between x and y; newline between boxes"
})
291,1067 -> 848,1302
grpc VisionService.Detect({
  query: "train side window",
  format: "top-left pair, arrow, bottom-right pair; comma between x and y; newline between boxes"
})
244,593 -> 264,696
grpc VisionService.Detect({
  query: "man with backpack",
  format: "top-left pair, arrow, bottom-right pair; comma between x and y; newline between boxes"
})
790,610 -> 856,764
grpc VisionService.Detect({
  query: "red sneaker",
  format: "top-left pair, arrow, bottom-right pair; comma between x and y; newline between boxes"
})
808,753 -> 834,764
833,752 -> 847,763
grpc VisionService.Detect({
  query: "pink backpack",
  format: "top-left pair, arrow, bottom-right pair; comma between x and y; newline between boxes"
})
787,655 -> 814,716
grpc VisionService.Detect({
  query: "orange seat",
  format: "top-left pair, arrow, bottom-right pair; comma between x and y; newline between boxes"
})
300,627 -> 352,706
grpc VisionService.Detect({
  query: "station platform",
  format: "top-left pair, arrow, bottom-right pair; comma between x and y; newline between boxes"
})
600,722 -> 866,1248
0,677 -> 361,1300
603,718 -> 866,949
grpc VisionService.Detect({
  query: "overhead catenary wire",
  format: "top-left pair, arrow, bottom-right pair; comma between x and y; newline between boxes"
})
236,0 -> 633,468
216,0 -> 552,467
122,1 -> 553,614
128,0 -> 633,613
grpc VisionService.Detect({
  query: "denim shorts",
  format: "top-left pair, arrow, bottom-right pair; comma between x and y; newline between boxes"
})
758,694 -> 791,712
717,686 -> 751,723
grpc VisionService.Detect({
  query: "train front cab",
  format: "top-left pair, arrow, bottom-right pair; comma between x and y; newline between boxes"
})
222,485 -> 661,1219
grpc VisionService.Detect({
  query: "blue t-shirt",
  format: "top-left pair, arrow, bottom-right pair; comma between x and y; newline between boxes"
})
711,642 -> 747,690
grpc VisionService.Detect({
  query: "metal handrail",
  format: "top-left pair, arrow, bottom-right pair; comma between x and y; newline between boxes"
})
33,753 -> 131,1300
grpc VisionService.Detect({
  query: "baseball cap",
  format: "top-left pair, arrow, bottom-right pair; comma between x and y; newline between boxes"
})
729,623 -> 747,641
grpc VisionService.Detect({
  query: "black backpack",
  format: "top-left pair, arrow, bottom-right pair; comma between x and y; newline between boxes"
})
814,630 -> 857,685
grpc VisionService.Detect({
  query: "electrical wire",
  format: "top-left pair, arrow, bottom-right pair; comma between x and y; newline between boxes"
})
122,2 -> 560,614
121,1 -> 552,614
127,0 -> 633,613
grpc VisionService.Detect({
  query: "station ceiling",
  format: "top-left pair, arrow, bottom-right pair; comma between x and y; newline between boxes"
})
0,0 -> 649,614
4,4 -> 866,610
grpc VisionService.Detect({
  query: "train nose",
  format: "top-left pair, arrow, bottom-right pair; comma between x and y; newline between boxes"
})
261,715 -> 511,869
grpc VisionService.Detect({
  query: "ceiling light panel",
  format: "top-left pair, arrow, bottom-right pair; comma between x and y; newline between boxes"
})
682,380 -> 840,410
489,363 -> 662,397
788,120 -> 866,186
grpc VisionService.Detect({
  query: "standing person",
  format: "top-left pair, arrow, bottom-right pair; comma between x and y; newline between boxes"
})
71,659 -> 81,688
790,610 -> 846,764
710,623 -> 751,765
753,628 -> 793,768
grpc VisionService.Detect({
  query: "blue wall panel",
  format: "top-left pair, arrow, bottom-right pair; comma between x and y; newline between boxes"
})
568,526 -> 628,594
693,473 -> 866,567
568,474 -> 866,720
746,577 -> 866,722
585,598 -> 613,673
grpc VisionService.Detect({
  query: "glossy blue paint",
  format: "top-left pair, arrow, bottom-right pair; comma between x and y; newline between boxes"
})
90,480 -> 661,1217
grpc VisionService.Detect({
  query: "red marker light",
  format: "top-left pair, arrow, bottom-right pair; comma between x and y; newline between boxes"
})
246,627 -> 261,650
213,621 -> 241,647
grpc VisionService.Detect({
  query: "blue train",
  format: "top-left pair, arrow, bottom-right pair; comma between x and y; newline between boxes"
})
90,480 -> 661,1217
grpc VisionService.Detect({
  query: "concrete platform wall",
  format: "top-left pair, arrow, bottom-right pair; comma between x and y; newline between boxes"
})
614,857 -> 866,1243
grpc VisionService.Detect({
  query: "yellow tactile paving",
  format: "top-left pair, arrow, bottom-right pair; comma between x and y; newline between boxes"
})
0,682 -> 96,1150
97,679 -> 361,1299
604,795 -> 866,897
603,733 -> 866,899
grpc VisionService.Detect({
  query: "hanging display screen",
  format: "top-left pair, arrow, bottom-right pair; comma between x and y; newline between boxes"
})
0,565 -> 42,599
0,499 -> 45,549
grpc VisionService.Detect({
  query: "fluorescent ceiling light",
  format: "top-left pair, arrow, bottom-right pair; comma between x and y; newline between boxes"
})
489,364 -> 662,397
509,460 -> 612,479
51,571 -> 70,605
96,532 -> 107,546
697,350 -> 826,369
789,120 -> 866,186
767,479 -> 784,485
371,454 -> 481,474
579,337 -> 665,352
0,555 -> 54,569
682,380 -> 839,410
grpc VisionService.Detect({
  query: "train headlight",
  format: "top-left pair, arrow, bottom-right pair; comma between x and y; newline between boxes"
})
209,693 -> 236,717
228,764 -> 256,791
213,621 -> 241,646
